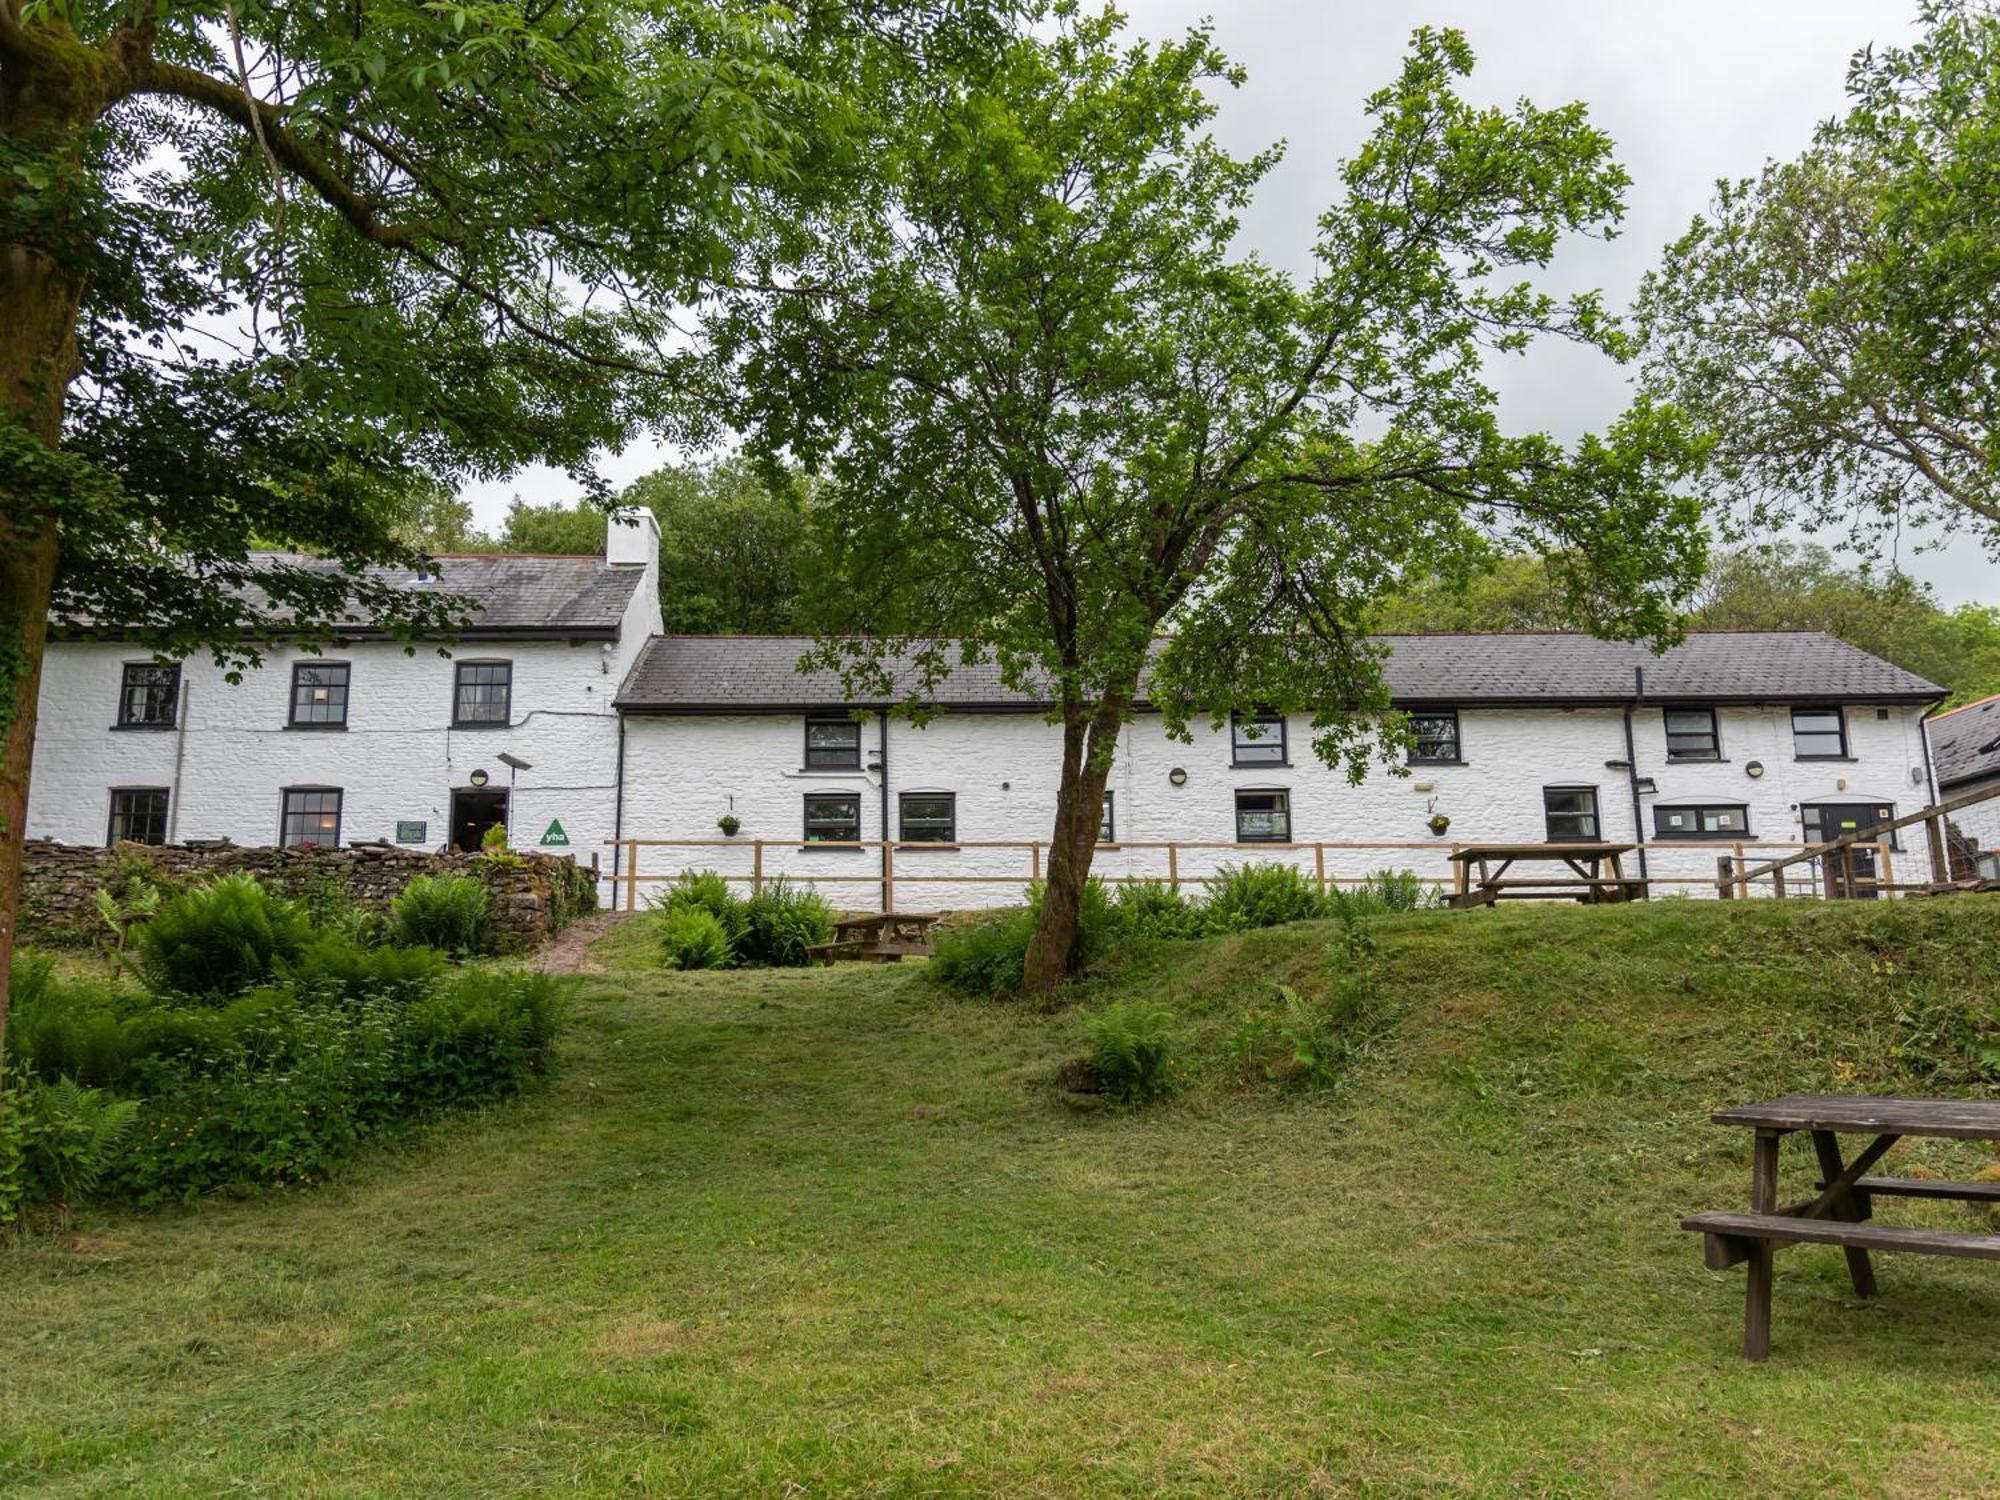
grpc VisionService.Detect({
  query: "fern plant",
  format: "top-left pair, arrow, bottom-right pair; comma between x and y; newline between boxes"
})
136,873 -> 313,998
25,1077 -> 139,1227
389,875 -> 493,958
1082,1000 -> 1176,1104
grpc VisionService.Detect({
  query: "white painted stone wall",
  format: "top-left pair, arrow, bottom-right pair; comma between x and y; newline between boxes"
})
615,699 -> 1940,909
26,515 -> 660,907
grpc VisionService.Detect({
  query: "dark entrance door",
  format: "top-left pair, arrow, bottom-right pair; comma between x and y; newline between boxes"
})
1802,801 -> 1895,899
450,789 -> 509,853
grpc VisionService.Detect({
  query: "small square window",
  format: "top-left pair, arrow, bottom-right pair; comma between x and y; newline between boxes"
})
107,788 -> 169,846
281,788 -> 343,848
1408,711 -> 1460,764
803,792 -> 860,843
1663,707 -> 1719,761
1543,786 -> 1600,842
1235,789 -> 1291,843
1098,792 -> 1116,844
899,793 -> 956,843
1792,707 -> 1847,759
290,661 -> 351,727
117,662 -> 180,728
1231,711 -> 1287,766
805,716 -> 862,769
453,661 -> 512,726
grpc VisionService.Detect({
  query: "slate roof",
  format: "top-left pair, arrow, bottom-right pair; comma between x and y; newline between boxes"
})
63,553 -> 644,639
1928,694 -> 2000,789
615,631 -> 1942,711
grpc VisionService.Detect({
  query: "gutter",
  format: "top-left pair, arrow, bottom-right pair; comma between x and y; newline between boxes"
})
611,714 -> 627,901
1622,666 -> 1650,890
167,675 -> 191,843
877,708 -> 891,913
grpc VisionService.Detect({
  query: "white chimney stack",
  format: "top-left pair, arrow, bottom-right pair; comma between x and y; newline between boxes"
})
606,506 -> 659,568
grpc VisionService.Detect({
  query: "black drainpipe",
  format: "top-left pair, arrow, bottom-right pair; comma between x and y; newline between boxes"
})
611,714 -> 627,902
876,708 -> 891,912
1622,665 -> 1650,890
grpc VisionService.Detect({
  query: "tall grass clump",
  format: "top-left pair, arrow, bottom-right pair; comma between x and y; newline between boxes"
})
739,879 -> 835,967
1082,1000 -> 1176,1104
389,874 -> 492,957
1202,862 -> 1328,932
932,879 -> 1115,998
1330,868 -> 1440,918
137,873 -> 312,999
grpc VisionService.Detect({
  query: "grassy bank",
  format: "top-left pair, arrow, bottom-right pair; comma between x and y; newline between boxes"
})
3,897 -> 1999,1495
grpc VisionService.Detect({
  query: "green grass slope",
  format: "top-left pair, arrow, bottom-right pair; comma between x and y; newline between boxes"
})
3,897 -> 1999,1497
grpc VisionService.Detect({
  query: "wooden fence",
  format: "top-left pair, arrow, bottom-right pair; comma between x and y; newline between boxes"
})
1718,780 -> 2000,900
602,834 -> 1862,914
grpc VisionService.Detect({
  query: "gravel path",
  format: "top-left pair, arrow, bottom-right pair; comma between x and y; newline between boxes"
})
533,909 -> 632,975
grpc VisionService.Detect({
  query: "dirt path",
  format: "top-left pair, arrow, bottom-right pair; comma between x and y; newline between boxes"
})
534,909 -> 632,975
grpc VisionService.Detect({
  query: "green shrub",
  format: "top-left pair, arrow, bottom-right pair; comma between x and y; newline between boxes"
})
1109,879 -> 1205,941
1082,1000 -> 1176,1104
1202,862 -> 1329,932
291,868 -> 380,946
739,880 -> 835,967
660,906 -> 736,970
1328,868 -> 1439,919
655,869 -> 748,935
286,934 -> 451,1003
389,874 -> 492,957
136,873 -> 313,999
930,909 -> 1035,997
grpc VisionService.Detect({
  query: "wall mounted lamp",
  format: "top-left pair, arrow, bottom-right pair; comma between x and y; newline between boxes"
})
1168,767 -> 1188,786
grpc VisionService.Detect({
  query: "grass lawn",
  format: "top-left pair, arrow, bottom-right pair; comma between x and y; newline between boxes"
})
5,898 -> 2000,1496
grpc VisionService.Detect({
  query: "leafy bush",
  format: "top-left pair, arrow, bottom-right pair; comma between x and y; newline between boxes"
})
930,908 -> 1036,997
136,873 -> 312,999
1109,879 -> 1205,941
482,821 -> 510,853
389,874 -> 492,957
655,869 -> 748,933
291,868 -> 380,946
1082,1000 -> 1176,1104
739,880 -> 834,967
1202,862 -> 1328,932
660,906 -> 736,970
1328,868 -> 1440,919
0,1070 -> 140,1228
286,934 -> 451,1003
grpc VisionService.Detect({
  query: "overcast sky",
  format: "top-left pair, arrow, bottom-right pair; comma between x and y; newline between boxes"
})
462,0 -> 1997,607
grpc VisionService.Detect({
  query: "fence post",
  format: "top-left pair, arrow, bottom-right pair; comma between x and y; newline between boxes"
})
624,838 -> 639,912
1878,840 -> 1895,900
752,839 -> 764,897
1315,842 -> 1326,892
1717,855 -> 1735,899
1732,841 -> 1748,900
882,840 -> 894,914
1772,863 -> 1787,899
1926,812 -> 1949,886
1168,842 -> 1179,896
1031,841 -> 1041,883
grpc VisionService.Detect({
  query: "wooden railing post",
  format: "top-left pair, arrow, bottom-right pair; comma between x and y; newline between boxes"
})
1926,813 -> 1949,886
1031,841 -> 1041,882
1167,841 -> 1179,896
1717,855 -> 1735,899
624,838 -> 639,912
882,840 -> 895,913
1772,863 -> 1787,899
1732,840 -> 1748,900
1878,840 -> 1895,900
1314,842 -> 1326,891
752,839 -> 764,896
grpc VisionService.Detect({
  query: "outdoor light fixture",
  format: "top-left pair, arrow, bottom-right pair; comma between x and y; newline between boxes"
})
1634,776 -> 1658,795
498,752 -> 532,771
1168,767 -> 1188,786
468,768 -> 490,788
1745,760 -> 1766,779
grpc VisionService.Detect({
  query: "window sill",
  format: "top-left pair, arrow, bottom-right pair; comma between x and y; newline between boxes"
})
109,723 -> 177,732
1231,761 -> 1292,770
798,766 -> 864,775
1795,755 -> 1857,763
452,721 -> 513,731
797,843 -> 865,852
1665,756 -> 1728,764
1408,758 -> 1466,767
895,842 -> 958,851
1656,833 -> 1758,841
286,723 -> 349,732
1234,837 -> 1297,846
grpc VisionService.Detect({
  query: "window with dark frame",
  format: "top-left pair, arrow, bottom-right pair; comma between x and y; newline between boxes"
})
1542,786 -> 1600,841
1791,706 -> 1848,759
452,661 -> 512,726
803,792 -> 860,843
899,793 -> 956,843
117,662 -> 180,728
1652,803 -> 1750,838
107,788 -> 169,846
1663,706 -> 1720,761
805,716 -> 862,769
289,661 -> 351,727
1235,789 -> 1291,843
1099,792 -> 1115,844
1230,710 -> 1288,766
281,788 -> 343,848
1408,711 -> 1460,764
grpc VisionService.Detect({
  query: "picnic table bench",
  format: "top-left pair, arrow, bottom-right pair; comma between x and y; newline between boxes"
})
1681,1095 -> 2000,1360
1445,841 -> 1645,910
806,911 -> 941,965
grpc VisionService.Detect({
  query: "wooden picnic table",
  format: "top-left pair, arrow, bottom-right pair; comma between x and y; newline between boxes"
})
1445,841 -> 1643,910
1682,1095 -> 2000,1360
808,911 -> 942,964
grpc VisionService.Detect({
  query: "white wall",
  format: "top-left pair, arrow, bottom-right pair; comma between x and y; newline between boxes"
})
1944,773 -> 2000,858
614,700 -> 1940,908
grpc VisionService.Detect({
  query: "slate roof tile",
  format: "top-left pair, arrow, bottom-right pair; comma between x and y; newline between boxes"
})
1928,693 -> 2000,788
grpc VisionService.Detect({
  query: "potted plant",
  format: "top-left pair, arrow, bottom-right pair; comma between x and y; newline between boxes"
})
717,814 -> 742,837
1427,812 -> 1451,836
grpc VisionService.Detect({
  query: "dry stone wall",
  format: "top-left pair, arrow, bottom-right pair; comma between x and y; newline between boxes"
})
20,840 -> 599,953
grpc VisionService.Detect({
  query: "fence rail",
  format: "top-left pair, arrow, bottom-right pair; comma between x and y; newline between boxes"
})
1716,780 -> 2000,900
602,835 -> 1860,914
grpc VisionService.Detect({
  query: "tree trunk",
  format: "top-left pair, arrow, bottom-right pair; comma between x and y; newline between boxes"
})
1021,686 -> 1132,999
0,241 -> 85,1060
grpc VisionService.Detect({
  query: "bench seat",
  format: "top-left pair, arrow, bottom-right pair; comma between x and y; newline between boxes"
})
1682,1210 -> 2000,1262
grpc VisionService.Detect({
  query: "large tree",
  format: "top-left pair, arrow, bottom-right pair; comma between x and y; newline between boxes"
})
732,14 -> 1706,995
0,1 -> 997,1047
1637,1 -> 2000,558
